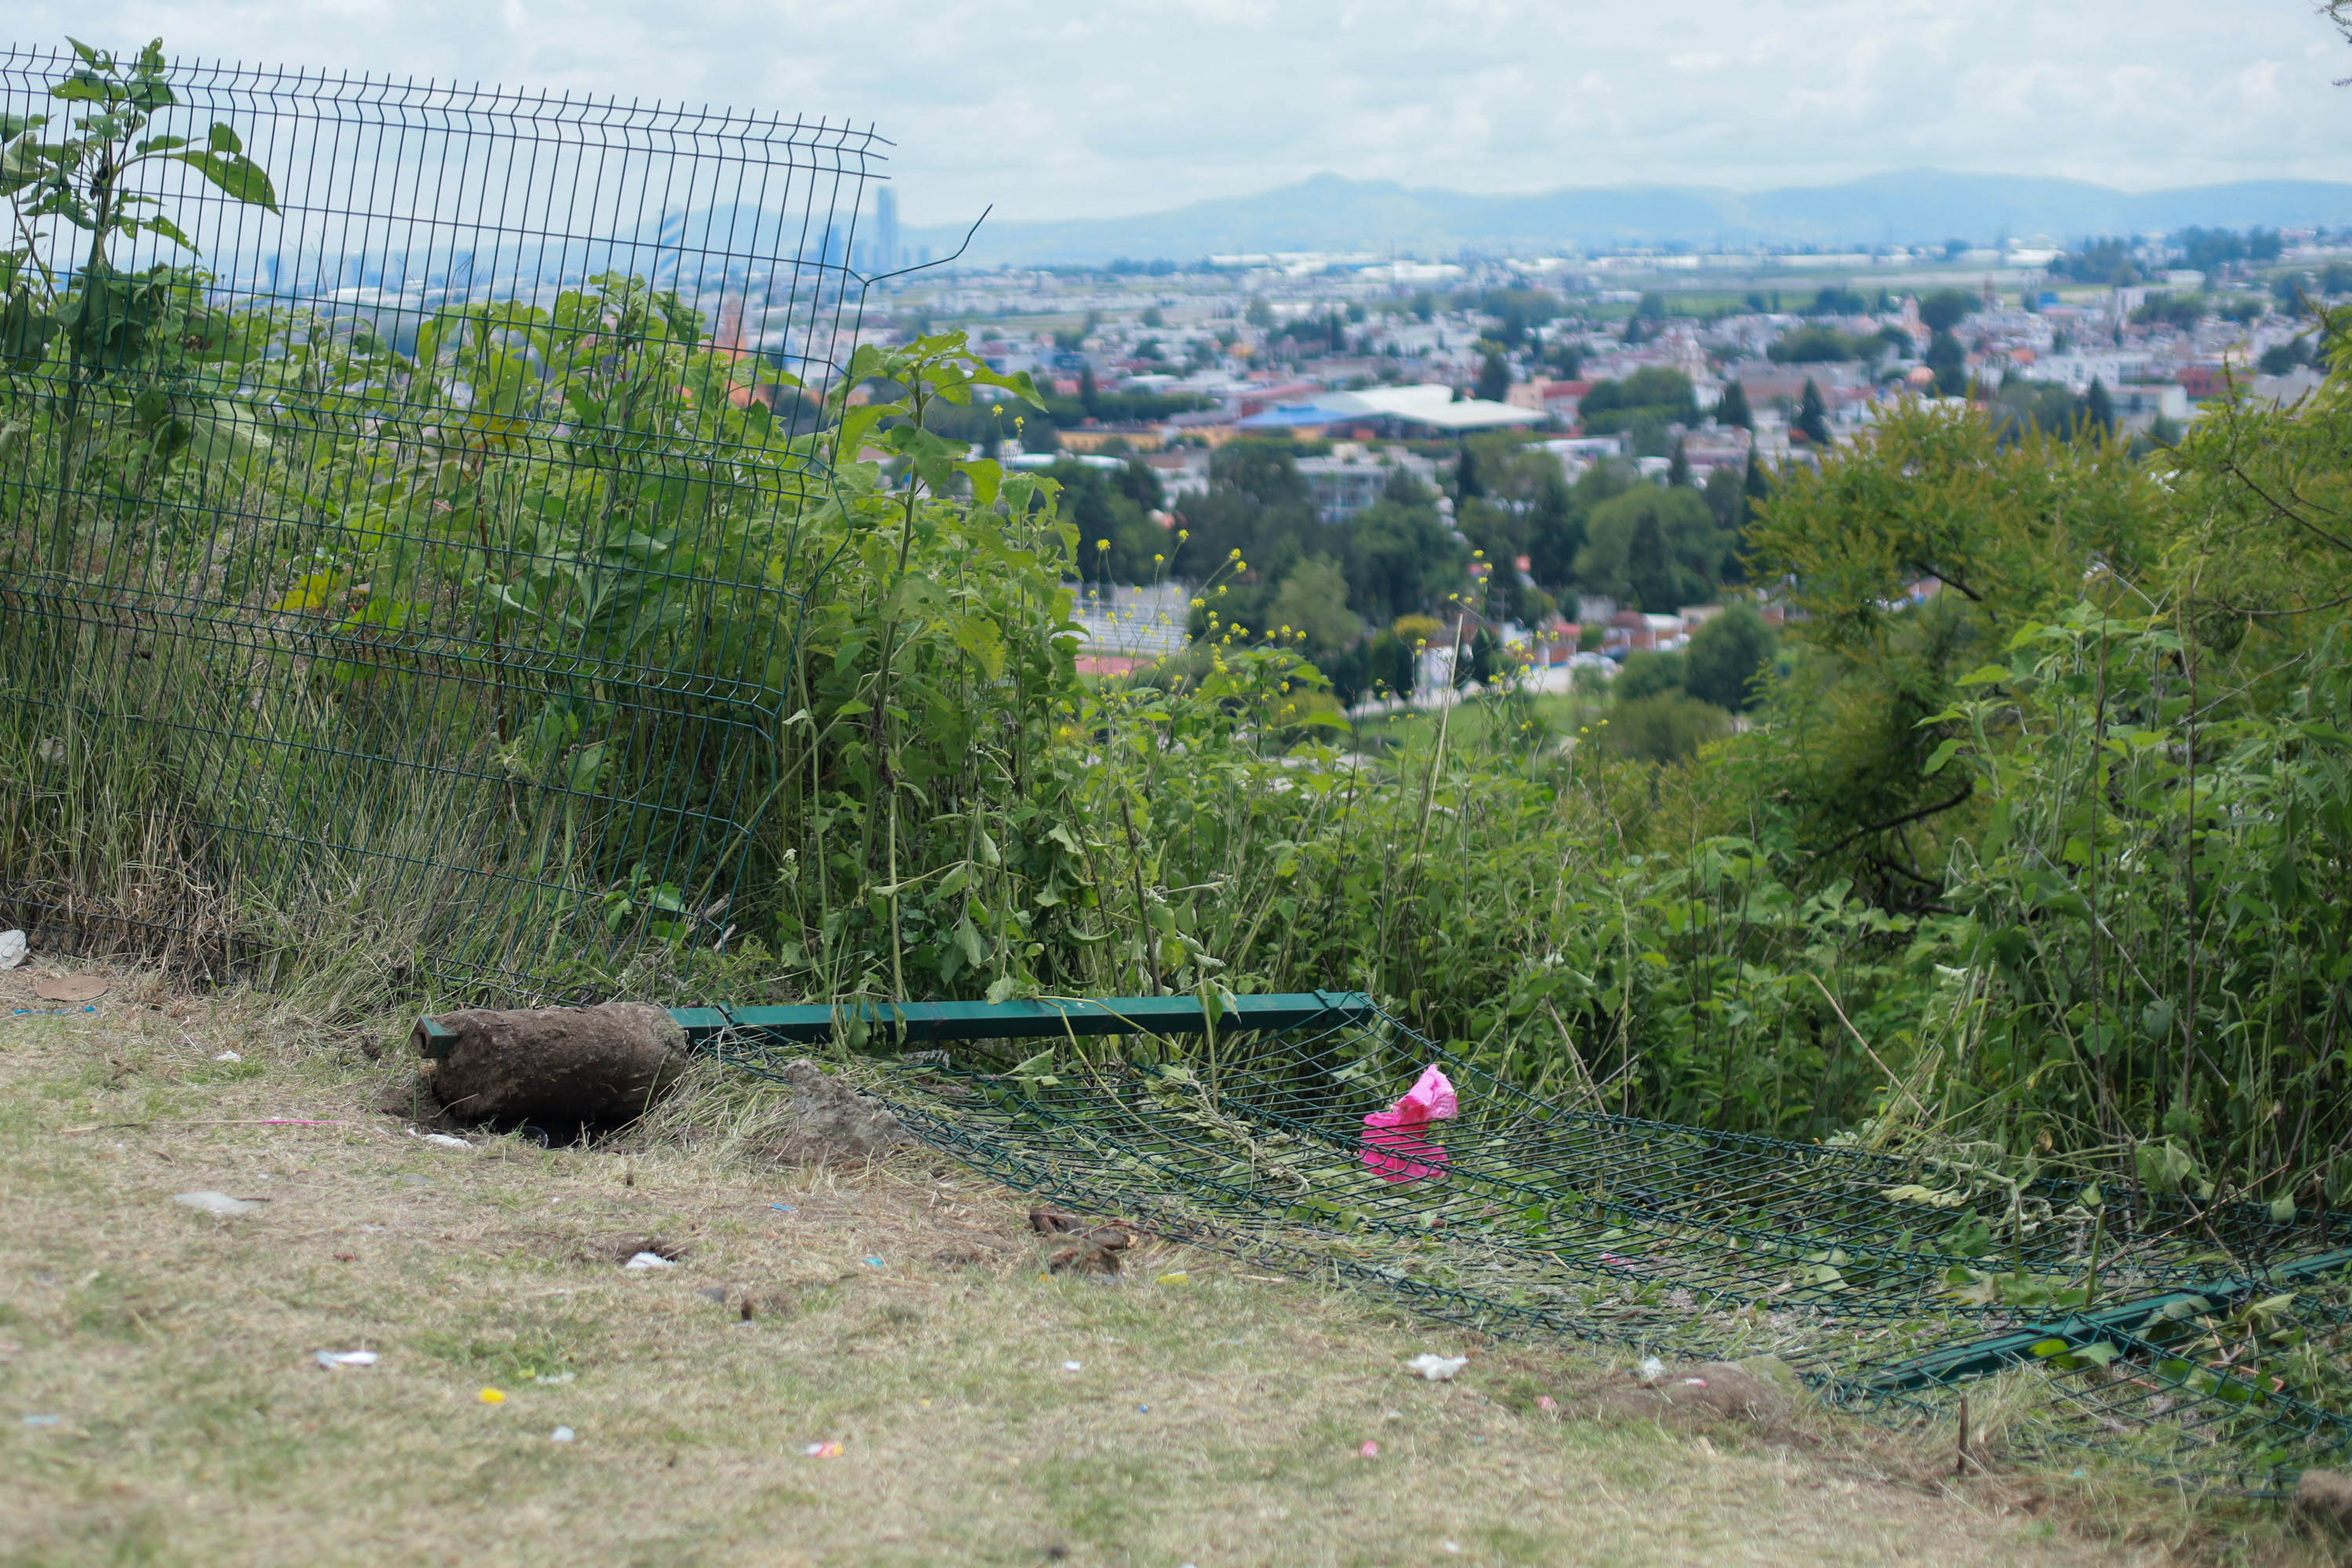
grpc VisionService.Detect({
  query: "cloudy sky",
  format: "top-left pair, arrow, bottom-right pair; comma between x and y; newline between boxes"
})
10,1 -> 2351,226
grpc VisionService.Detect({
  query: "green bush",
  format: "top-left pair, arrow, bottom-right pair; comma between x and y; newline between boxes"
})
1600,691 -> 1731,763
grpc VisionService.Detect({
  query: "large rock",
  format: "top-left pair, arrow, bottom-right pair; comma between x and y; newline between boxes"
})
413,1003 -> 688,1127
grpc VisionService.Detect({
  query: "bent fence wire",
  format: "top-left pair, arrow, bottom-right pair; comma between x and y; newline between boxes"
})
725,998 -> 2352,1490
0,44 -> 881,994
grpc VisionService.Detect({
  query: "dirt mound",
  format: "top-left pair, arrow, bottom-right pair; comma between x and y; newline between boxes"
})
1584,1358 -> 1804,1425
2296,1469 -> 2352,1537
412,1004 -> 689,1127
777,1058 -> 907,1163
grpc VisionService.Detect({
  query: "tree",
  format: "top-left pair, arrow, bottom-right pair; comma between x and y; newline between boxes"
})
1524,470 -> 1584,592
1926,330 -> 1967,396
1577,368 -> 1698,435
1616,649 -> 1686,702
1246,296 -> 1274,329
1345,484 -> 1467,625
1681,603 -> 1773,711
1365,630 -> 1415,698
1622,512 -> 1677,612
1730,397 -> 2182,911
2083,377 -> 2115,437
1716,379 -> 1753,430
1453,442 -> 1484,501
1769,325 -> 1878,364
1055,459 -> 1167,586
1272,556 -> 1361,652
1209,439 -> 1309,508
1576,484 -> 1727,610
1918,289 -> 1973,334
1666,438 -> 1691,488
2260,337 -> 2317,376
1474,350 -> 1511,404
1701,463 -> 1746,539
1795,379 -> 1831,446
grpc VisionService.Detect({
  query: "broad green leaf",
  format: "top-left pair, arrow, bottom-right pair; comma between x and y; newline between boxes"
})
167,149 -> 281,213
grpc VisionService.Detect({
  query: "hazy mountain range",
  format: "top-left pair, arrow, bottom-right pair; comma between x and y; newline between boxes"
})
900,170 -> 2352,266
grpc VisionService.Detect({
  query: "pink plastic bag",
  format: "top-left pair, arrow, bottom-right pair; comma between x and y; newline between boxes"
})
1360,1064 -> 1458,1183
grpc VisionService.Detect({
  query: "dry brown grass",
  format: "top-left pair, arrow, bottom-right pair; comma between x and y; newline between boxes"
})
0,960 -> 2335,1566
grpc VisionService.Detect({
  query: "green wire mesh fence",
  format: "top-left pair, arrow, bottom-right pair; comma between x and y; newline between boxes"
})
703,993 -> 2352,1490
0,42 -> 882,994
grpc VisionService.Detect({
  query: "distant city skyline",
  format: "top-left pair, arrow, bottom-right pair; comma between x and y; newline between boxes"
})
9,1 -> 2351,233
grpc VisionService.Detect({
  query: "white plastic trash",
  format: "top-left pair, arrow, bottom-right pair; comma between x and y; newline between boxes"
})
314,1350 -> 379,1369
174,1191 -> 256,1216
623,1251 -> 674,1272
0,930 -> 24,970
1406,1353 -> 1468,1381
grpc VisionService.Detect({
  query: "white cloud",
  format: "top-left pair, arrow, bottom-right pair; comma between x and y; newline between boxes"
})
5,0 -> 2350,224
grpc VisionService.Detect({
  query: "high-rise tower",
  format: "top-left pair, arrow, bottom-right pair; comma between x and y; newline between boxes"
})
874,187 -> 900,273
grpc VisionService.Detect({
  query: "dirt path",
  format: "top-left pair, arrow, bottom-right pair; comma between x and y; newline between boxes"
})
0,968 -> 2294,1566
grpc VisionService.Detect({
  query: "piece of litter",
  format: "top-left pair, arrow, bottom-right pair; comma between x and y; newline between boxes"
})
622,1252 -> 674,1272
1537,1396 -> 1558,1411
862,1257 -> 884,1267
1683,1377 -> 1709,1388
2071,1468 -> 2086,1478
173,1190 -> 256,1217
1361,1063 -> 1458,1185
213,1051 -> 242,1063
1406,1353 -> 1468,1381
0,931 -> 25,969
23,1414 -> 60,1427
314,1350 -> 379,1369
769,1203 -> 794,1212
919,1399 -> 932,1408
1154,1271 -> 1189,1285
1138,1403 -> 1149,1413
551,1426 -> 575,1443
534,1372 -> 575,1385
479,1387 -> 506,1405
33,975 -> 107,1003
1358,1439 -> 1379,1457
1638,1356 -> 1665,1383
802,1440 -> 844,1458
408,1130 -> 469,1149
1062,1360 -> 1083,1373
1443,1542 -> 1462,1555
